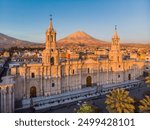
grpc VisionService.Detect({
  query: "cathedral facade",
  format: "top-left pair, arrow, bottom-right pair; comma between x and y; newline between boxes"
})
10,19 -> 145,101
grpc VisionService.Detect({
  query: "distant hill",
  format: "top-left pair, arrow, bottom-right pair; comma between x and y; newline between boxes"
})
0,32 -> 149,49
0,33 -> 43,49
57,31 -> 109,47
121,43 -> 150,48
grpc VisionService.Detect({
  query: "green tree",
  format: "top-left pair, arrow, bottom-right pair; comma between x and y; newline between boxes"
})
76,103 -> 99,113
105,88 -> 135,113
139,96 -> 150,112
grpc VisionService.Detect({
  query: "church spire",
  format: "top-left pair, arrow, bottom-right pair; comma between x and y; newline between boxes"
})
49,14 -> 53,30
109,25 -> 122,62
112,25 -> 120,46
113,25 -> 119,39
42,16 -> 59,65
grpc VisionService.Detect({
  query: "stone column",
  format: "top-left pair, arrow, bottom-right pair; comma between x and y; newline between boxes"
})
56,66 -> 60,94
12,87 -> 15,112
66,63 -> 69,91
5,87 -> 8,112
1,88 -> 4,112
107,62 -> 109,84
1,90 -> 4,112
3,89 -> 6,112
8,87 -> 12,112
23,73 -> 27,99
40,66 -> 44,96
98,64 -> 100,86
80,63 -> 83,89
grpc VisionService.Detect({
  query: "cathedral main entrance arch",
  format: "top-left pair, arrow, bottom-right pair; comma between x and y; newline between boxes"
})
30,86 -> 37,98
86,76 -> 92,87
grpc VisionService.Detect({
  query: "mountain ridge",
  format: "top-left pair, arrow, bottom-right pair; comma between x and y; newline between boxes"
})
0,33 -> 43,48
57,31 -> 109,47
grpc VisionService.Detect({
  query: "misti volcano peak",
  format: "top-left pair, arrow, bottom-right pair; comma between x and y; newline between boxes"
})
67,31 -> 93,39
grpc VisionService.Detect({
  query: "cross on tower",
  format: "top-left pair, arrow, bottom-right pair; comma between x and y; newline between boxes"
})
50,14 -> 52,21
115,25 -> 117,31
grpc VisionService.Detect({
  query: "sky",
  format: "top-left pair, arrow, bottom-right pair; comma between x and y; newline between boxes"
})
0,0 -> 150,43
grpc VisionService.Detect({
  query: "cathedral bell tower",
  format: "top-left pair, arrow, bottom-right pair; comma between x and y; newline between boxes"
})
42,16 -> 59,65
109,26 -> 122,62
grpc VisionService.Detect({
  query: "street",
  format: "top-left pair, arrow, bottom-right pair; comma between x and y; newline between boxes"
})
44,84 -> 150,113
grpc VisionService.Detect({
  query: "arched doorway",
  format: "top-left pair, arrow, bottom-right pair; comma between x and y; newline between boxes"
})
30,86 -> 37,98
128,74 -> 131,80
86,76 -> 92,87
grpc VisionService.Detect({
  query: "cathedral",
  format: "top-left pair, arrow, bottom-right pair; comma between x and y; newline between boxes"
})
10,18 -> 145,103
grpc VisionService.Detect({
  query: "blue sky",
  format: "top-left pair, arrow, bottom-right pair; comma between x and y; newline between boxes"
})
0,0 -> 150,43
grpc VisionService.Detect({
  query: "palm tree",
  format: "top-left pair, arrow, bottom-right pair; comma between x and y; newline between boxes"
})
105,88 -> 135,113
145,75 -> 150,87
76,103 -> 99,113
139,96 -> 150,112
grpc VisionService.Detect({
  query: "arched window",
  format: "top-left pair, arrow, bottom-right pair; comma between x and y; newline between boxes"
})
50,35 -> 53,42
72,69 -> 74,75
31,73 -> 35,78
47,34 -> 49,41
50,57 -> 54,65
52,83 -> 55,87
88,68 -> 90,73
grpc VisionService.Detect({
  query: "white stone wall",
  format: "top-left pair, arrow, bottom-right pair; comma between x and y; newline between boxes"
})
0,76 -> 15,113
